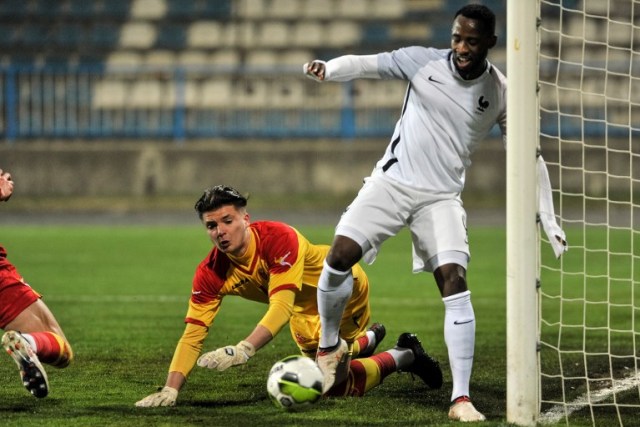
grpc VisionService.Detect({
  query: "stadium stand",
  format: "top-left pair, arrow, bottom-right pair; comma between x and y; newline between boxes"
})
0,0 -> 495,68
0,0 -> 510,139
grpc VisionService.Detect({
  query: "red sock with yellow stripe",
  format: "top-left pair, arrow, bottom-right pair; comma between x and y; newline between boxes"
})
325,351 -> 397,397
26,332 -> 73,368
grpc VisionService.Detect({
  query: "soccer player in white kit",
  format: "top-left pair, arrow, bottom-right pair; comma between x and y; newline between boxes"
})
304,4 -> 505,422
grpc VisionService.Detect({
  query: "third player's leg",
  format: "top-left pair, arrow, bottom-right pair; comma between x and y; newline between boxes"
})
5,300 -> 73,368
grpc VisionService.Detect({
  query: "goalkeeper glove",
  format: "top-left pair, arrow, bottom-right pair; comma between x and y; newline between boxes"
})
197,340 -> 256,371
135,386 -> 178,407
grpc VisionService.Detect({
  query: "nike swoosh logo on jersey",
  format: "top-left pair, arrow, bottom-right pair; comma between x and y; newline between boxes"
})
428,75 -> 443,84
453,319 -> 474,325
275,251 -> 292,267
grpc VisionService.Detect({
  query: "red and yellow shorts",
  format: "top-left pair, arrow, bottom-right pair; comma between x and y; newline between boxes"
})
0,256 -> 41,329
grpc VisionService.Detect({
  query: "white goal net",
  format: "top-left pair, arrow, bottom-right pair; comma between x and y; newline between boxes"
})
537,0 -> 640,425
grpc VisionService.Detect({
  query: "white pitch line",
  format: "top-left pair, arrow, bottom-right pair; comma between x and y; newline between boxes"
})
539,372 -> 640,424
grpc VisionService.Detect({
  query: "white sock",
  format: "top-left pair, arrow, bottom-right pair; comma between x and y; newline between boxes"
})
21,333 -> 37,351
317,260 -> 353,349
363,329 -> 377,353
387,348 -> 414,370
443,290 -> 475,401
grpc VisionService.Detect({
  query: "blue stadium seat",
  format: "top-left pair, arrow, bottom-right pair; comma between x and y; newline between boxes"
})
10,53 -> 38,67
201,0 -> 232,19
0,0 -> 28,19
53,24 -> 85,49
362,23 -> 390,46
45,55 -> 70,68
165,0 -> 232,20
100,0 -> 132,19
154,23 -> 187,50
166,0 -> 199,20
32,0 -> 65,19
89,23 -> 121,50
0,24 -> 20,48
78,54 -> 106,68
21,24 -> 54,49
67,0 -> 98,19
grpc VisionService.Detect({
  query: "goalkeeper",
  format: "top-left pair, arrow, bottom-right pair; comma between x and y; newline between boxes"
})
135,185 -> 443,407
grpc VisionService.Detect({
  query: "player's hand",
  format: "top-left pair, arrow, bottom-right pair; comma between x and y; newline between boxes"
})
197,340 -> 256,371
303,60 -> 327,82
0,169 -> 14,202
135,386 -> 178,407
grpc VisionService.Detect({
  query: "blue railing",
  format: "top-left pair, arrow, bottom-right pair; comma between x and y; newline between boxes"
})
0,63 -> 617,142
0,64 -> 407,142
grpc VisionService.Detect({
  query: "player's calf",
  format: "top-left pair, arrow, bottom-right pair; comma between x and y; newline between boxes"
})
27,331 -> 74,368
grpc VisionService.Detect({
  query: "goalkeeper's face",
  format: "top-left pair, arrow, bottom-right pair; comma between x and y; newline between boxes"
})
202,204 -> 251,256
450,15 -> 497,80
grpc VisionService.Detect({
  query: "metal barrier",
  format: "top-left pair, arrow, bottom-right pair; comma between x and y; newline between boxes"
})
4,63 -> 603,142
0,65 -> 407,142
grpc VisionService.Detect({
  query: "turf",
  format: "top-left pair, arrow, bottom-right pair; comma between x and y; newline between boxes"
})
0,224 -> 617,426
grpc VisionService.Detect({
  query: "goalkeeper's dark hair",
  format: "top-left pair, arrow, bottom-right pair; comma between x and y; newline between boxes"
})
455,4 -> 496,36
194,185 -> 248,219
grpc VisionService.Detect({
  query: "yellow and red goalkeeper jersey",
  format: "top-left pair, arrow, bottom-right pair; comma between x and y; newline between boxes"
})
169,220 -> 368,377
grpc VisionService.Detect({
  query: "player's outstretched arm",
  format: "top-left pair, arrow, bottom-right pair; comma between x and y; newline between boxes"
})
197,325 -> 272,371
136,322 -> 206,407
0,168 -> 14,202
304,55 -> 381,83
197,290 -> 293,371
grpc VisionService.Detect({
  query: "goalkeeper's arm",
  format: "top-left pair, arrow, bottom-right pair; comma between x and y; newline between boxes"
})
135,323 -> 207,407
197,289 -> 296,370
237,287 -> 297,352
133,371 -> 185,407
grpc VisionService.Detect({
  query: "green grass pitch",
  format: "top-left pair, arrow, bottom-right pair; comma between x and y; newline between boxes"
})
0,224 -> 623,426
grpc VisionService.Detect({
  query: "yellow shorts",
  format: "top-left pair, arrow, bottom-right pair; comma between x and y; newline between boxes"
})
289,265 -> 371,357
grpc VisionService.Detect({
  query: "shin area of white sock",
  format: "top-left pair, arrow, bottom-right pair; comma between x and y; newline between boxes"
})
386,348 -> 413,370
317,260 -> 353,349
22,333 -> 38,351
443,290 -> 475,401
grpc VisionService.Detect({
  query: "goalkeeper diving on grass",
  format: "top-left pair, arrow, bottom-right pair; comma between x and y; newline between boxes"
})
135,185 -> 443,407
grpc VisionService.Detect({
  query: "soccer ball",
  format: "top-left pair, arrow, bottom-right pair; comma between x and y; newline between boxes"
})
267,355 -> 324,410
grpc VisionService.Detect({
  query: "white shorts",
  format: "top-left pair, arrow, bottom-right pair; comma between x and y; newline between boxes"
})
335,171 -> 469,273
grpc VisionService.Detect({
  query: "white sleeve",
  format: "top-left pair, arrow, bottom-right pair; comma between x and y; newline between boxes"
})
324,55 -> 381,81
537,155 -> 568,258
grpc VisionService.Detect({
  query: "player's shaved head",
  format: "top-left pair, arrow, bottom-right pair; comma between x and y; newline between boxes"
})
454,4 -> 496,36
195,185 -> 248,219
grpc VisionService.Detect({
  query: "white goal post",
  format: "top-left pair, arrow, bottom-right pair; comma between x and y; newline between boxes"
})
506,0 -> 539,425
508,1 -> 640,426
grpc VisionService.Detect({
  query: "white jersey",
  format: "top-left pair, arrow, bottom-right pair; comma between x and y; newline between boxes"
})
322,47 -> 507,193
